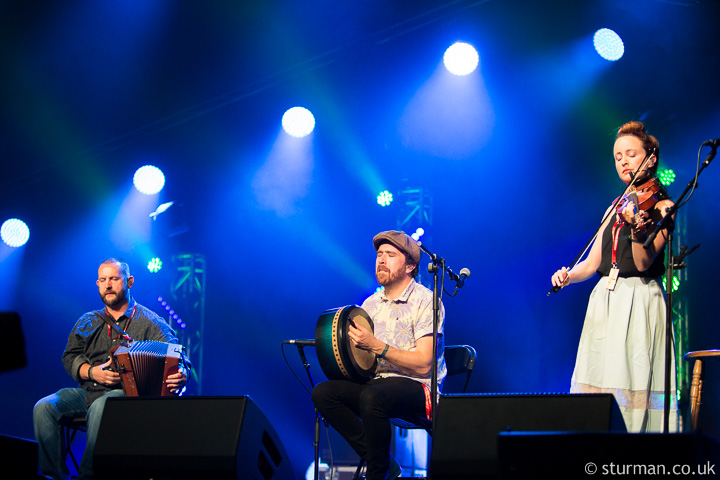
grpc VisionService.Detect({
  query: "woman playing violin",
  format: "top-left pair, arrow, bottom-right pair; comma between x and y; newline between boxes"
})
551,120 -> 677,433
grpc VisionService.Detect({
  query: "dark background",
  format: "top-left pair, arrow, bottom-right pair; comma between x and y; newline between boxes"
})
1,1 -> 719,477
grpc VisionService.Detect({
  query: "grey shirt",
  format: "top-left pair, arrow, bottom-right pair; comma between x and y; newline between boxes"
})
62,296 -> 178,405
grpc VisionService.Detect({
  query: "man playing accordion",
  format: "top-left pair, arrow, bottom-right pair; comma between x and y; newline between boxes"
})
33,258 -> 189,480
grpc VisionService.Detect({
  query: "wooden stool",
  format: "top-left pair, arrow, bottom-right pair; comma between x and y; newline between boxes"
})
683,350 -> 720,430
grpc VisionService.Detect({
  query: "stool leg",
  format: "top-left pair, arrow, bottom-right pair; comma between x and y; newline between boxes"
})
65,426 -> 81,473
689,359 -> 704,430
353,459 -> 366,480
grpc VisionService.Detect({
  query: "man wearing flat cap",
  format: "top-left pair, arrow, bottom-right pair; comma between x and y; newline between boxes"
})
312,230 -> 446,480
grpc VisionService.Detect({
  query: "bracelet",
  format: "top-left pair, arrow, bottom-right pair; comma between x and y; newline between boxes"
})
378,343 -> 390,359
87,365 -> 95,382
630,231 -> 648,243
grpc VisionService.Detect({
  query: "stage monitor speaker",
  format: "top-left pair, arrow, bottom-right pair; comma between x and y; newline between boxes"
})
430,393 -> 626,479
94,396 -> 296,480
0,434 -> 38,479
0,312 -> 27,372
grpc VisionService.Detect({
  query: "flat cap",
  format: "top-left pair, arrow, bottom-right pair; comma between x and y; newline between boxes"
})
372,230 -> 421,265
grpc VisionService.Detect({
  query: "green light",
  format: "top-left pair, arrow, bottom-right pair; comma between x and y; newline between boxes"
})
377,190 -> 393,207
658,168 -> 676,186
662,273 -> 680,292
148,257 -> 163,273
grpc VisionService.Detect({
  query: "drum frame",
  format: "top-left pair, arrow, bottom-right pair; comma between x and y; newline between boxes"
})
315,305 -> 377,383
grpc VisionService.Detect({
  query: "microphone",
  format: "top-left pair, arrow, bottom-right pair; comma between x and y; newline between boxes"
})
451,267 -> 471,295
702,138 -> 720,148
456,268 -> 471,288
283,339 -> 316,346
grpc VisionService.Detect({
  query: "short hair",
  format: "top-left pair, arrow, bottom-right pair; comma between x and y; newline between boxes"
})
616,121 -> 660,176
403,252 -> 419,279
100,258 -> 131,280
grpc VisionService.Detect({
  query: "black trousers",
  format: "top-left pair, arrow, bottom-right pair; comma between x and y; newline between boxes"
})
312,377 -> 426,480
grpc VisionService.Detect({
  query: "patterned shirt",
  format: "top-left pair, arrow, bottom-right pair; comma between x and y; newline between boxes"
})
361,280 -> 446,392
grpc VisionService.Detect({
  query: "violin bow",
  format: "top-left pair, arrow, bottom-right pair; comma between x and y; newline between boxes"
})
547,148 -> 656,295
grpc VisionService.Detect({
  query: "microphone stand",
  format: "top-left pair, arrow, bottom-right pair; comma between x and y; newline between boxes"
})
417,242 -> 468,430
289,342 -> 324,480
642,143 -> 715,433
419,243 -> 443,429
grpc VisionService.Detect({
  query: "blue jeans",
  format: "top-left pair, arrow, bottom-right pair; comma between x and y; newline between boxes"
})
33,388 -> 124,480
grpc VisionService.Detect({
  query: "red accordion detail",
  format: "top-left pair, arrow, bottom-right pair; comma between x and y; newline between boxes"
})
112,341 -> 182,397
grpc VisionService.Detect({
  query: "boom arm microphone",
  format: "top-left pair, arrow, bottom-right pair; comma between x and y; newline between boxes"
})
282,339 -> 316,346
456,268 -> 471,288
449,267 -> 471,294
702,138 -> 720,148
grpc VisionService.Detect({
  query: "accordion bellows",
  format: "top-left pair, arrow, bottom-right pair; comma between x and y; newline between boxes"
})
112,341 -> 182,396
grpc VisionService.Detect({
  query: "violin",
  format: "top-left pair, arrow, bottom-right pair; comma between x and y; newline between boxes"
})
616,176 -> 666,215
548,175 -> 669,296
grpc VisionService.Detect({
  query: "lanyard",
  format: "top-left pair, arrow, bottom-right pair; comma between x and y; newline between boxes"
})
103,305 -> 136,341
611,216 -> 625,267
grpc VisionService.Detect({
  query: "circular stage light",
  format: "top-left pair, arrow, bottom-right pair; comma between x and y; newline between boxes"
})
282,107 -> 315,138
147,257 -> 163,273
443,42 -> 479,76
658,168 -> 676,186
133,165 -> 165,195
1,218 -> 30,247
594,28 -> 624,61
377,190 -> 393,207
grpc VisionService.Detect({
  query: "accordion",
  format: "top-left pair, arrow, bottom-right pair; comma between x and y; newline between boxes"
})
112,341 -> 183,397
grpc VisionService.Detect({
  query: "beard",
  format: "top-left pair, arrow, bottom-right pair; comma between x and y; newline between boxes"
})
376,267 -> 402,287
100,287 -> 128,308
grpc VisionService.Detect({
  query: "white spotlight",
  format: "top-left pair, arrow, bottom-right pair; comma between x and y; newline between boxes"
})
133,165 -> 165,195
594,28 -> 624,61
1,218 -> 30,247
443,42 -> 479,76
282,107 -> 315,138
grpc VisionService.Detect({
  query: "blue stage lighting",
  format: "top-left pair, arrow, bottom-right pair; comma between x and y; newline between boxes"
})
1,218 -> 30,247
282,107 -> 315,138
443,42 -> 479,76
133,165 -> 165,195
594,28 -> 624,61
157,296 -> 186,329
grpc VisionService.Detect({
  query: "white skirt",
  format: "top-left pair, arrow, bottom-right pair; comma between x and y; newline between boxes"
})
570,276 -> 678,433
